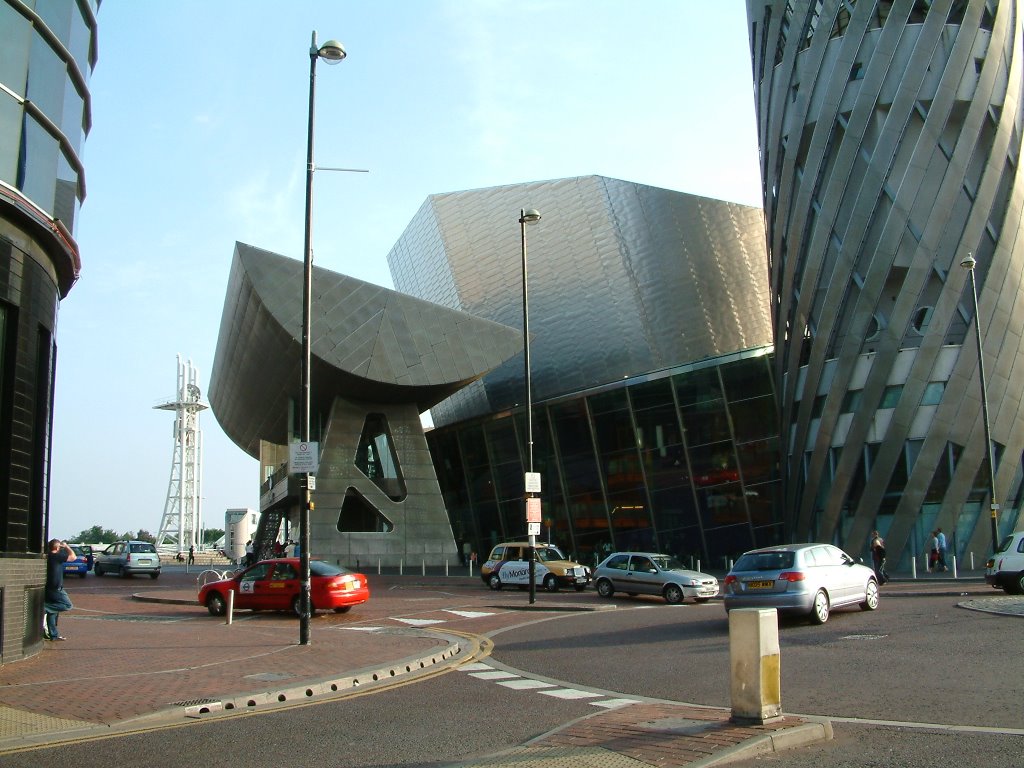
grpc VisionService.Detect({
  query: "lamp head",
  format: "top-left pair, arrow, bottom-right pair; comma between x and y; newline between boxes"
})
317,40 -> 347,63
960,254 -> 976,271
520,208 -> 541,225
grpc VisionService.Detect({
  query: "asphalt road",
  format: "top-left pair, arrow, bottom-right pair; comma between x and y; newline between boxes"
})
8,578 -> 1023,767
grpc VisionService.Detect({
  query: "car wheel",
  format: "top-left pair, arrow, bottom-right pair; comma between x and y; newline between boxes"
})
95,565 -> 103,576
811,589 -> 830,624
596,579 -> 615,598
488,574 -> 503,591
206,592 -> 226,617
663,584 -> 684,605
79,572 -> 87,579
1015,572 -> 1024,595
694,597 -> 710,603
149,572 -> 159,580
333,606 -> 352,614
543,574 -> 559,593
574,584 -> 586,592
118,566 -> 127,578
292,595 -> 316,616
860,580 -> 879,611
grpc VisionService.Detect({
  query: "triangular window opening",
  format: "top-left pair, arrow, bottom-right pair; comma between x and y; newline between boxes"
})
337,487 -> 395,533
355,413 -> 407,501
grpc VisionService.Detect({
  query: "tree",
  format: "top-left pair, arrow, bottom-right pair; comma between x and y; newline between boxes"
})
69,526 -> 120,544
134,529 -> 156,543
204,529 -> 225,545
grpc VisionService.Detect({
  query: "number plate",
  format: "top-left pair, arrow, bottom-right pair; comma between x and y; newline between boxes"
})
747,580 -> 775,589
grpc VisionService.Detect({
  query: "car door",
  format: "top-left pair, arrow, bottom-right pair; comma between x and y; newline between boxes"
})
235,562 -> 273,609
499,547 -> 530,586
628,556 -> 660,595
266,562 -> 300,609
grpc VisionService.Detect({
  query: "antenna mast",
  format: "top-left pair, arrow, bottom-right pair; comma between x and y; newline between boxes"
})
155,355 -> 207,550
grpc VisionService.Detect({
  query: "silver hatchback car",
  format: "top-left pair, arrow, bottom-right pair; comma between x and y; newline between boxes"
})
94,540 -> 162,578
593,552 -> 719,604
723,543 -> 878,624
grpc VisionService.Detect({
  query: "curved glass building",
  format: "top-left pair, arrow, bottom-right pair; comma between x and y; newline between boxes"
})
0,0 -> 97,662
747,0 -> 1023,567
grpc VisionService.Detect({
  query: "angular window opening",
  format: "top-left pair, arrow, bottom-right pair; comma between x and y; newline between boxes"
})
337,487 -> 395,533
355,413 -> 407,501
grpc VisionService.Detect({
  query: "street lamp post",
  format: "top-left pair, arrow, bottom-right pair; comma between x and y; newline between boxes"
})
519,208 -> 541,604
960,253 -> 1000,554
300,31 -> 346,646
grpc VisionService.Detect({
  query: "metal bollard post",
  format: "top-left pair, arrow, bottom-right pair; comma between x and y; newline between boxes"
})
911,556 -> 917,579
378,559 -> 381,575
226,589 -> 234,625
400,559 -> 404,576
422,559 -> 426,576
445,560 -> 449,577
697,559 -> 701,573
952,555 -> 958,579
970,552 -> 975,570
729,608 -> 781,724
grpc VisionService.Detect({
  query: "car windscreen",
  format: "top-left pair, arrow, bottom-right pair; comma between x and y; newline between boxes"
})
734,551 -> 795,571
309,561 -> 352,577
129,543 -> 157,553
535,547 -> 566,562
653,556 -> 686,571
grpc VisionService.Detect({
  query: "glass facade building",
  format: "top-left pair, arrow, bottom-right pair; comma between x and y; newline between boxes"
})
0,0 -> 97,663
428,349 -> 781,568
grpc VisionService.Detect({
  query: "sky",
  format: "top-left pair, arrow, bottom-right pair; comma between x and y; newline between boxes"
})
49,0 -> 763,540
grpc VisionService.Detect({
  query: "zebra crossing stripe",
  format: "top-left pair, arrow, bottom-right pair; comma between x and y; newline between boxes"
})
469,670 -> 519,680
393,618 -> 446,626
540,688 -> 604,700
592,698 -> 641,709
498,679 -> 556,690
444,610 -> 496,618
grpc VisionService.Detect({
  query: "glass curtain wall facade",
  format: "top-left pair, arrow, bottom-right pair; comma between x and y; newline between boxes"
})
429,349 -> 781,568
747,0 -> 1024,567
0,0 -> 96,663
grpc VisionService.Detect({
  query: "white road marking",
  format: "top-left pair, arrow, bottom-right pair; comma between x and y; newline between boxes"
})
540,688 -> 604,700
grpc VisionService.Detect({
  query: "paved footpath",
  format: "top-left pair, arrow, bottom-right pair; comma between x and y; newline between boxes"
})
0,570 -> 1016,767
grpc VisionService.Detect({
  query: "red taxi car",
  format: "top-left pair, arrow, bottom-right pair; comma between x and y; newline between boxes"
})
198,558 -> 369,616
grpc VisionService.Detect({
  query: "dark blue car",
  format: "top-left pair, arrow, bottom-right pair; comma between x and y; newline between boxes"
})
63,544 -> 94,579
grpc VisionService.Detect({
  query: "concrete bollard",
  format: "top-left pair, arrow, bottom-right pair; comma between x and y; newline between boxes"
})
729,608 -> 782,724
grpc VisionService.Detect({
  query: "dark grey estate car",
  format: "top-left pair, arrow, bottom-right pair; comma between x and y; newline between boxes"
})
95,540 -> 161,578
723,543 -> 878,624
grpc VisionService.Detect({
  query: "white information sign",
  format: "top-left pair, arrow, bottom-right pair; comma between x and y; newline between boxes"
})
290,441 -> 320,474
527,522 -> 541,537
524,472 -> 542,493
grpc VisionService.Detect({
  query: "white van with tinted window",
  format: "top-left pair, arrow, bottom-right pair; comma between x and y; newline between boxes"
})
480,542 -> 589,592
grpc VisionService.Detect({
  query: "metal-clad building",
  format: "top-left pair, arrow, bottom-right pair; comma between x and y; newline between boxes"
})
388,176 -> 779,565
747,0 -> 1023,567
0,0 -> 97,663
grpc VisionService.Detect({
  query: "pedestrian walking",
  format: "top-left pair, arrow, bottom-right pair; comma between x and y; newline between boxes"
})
245,539 -> 255,566
929,530 -> 940,571
44,539 -> 76,641
870,530 -> 888,584
936,527 -> 948,571
188,544 -> 195,566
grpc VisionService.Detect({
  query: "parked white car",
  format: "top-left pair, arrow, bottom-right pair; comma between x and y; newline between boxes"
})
985,531 -> 1024,594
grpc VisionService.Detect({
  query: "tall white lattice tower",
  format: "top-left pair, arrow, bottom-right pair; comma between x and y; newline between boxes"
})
155,355 -> 207,549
